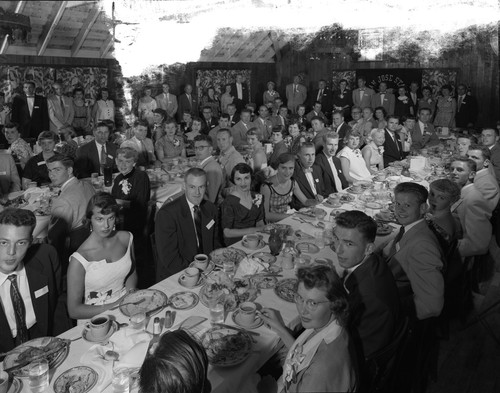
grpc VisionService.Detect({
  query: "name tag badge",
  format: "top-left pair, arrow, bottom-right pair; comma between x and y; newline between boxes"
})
34,106 -> 40,109
107,154 -> 114,159
35,286 -> 49,298
315,178 -> 319,183
37,161 -> 46,166
206,219 -> 215,230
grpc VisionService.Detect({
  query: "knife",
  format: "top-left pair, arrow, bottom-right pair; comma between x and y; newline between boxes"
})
145,305 -> 165,318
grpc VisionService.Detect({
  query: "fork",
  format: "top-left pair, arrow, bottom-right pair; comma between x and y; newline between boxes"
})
110,298 -> 146,310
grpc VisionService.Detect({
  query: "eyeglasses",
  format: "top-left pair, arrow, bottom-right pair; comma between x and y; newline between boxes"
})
194,145 -> 211,151
293,292 -> 330,311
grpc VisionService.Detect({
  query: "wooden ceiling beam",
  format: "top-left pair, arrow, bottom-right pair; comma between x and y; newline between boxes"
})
71,8 -> 100,56
15,1 -> 26,13
220,33 -> 248,61
199,35 -> 231,60
235,31 -> 268,61
99,35 -> 113,58
37,1 -> 68,56
269,31 -> 282,62
247,34 -> 273,62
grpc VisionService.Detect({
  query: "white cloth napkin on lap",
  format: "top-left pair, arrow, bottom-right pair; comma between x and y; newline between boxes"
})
80,328 -> 151,391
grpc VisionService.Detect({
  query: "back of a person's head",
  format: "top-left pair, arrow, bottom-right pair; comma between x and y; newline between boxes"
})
139,330 -> 211,393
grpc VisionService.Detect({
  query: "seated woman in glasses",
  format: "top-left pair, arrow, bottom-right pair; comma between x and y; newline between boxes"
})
259,265 -> 356,393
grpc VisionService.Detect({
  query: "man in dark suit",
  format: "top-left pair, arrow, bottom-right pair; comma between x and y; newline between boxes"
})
383,116 -> 404,167
482,128 -> 500,185
292,142 -> 326,209
331,110 -> 351,151
408,81 -> 421,116
230,74 -> 249,112
155,168 -> 220,281
75,122 -> 117,178
335,210 -> 400,358
0,208 -> 63,352
226,103 -> 239,127
177,84 -> 198,121
314,131 -> 348,195
310,79 -> 333,119
455,84 -> 478,128
11,81 -> 49,139
200,106 -> 218,135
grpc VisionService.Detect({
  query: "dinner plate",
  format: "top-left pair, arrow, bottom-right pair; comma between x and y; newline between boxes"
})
209,247 -> 247,268
374,212 -> 397,223
346,187 -> 364,194
339,194 -> 355,203
232,310 -> 264,329
365,202 -> 383,209
251,252 -> 276,264
296,208 -> 327,221
168,291 -> 199,310
4,377 -> 22,393
250,275 -> 278,289
2,337 -> 69,378
261,223 -> 293,236
53,366 -> 98,393
119,289 -> 168,317
274,278 -> 298,303
199,278 -> 257,312
295,242 -> 320,254
376,223 -> 394,236
82,321 -> 118,343
189,260 -> 215,275
241,239 -> 266,250
201,325 -> 252,367
322,200 -> 342,208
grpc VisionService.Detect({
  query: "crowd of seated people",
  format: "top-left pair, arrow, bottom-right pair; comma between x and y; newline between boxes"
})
0,73 -> 498,393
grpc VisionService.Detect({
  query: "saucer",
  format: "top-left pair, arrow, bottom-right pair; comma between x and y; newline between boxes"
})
242,239 -> 266,250
365,202 -> 383,209
323,200 -> 342,208
232,309 -> 264,329
346,187 -> 364,194
82,321 -> 118,343
189,260 -> 215,275
178,274 -> 206,288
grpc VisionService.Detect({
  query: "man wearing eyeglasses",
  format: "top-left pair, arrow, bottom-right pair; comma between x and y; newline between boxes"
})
194,135 -> 223,203
334,210 -> 399,358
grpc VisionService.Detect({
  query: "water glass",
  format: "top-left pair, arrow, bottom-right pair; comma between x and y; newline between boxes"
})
314,231 -> 325,249
209,301 -> 225,324
28,359 -> 49,393
112,367 -> 130,393
223,260 -> 235,280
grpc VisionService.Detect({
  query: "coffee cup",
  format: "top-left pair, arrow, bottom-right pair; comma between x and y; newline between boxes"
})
193,254 -> 209,270
328,193 -> 340,204
375,173 -> 386,181
85,315 -> 111,340
180,267 -> 200,287
243,234 -> 261,249
351,184 -> 362,193
0,371 -> 9,393
238,302 -> 257,326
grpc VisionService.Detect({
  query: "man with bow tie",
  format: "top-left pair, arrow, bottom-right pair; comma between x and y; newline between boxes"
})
291,142 -> 326,209
286,75 -> 307,114
352,76 -> 375,110
11,81 -> 49,139
371,82 -> 395,115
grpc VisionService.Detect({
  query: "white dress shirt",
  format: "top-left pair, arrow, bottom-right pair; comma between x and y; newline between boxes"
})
326,153 -> 343,192
0,264 -> 37,338
186,198 -> 200,247
304,168 -> 317,194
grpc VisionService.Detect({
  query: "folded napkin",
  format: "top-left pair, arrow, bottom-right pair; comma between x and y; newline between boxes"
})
237,257 -> 269,276
80,328 -> 151,391
409,156 -> 426,172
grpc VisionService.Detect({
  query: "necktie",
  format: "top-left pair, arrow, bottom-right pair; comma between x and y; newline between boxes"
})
317,89 -> 322,101
193,205 -> 203,252
458,96 -> 463,111
100,144 -> 107,166
389,226 -> 405,256
8,275 -> 29,344
60,96 -> 65,116
381,93 -> 385,106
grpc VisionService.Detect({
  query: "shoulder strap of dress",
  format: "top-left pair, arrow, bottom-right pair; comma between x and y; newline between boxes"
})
70,251 -> 88,267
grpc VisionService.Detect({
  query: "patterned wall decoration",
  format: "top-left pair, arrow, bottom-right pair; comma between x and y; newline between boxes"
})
195,69 -> 252,104
0,66 -> 108,103
422,69 -> 458,97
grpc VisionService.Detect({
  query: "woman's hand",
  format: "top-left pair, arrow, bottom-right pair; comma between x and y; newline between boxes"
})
259,308 -> 286,332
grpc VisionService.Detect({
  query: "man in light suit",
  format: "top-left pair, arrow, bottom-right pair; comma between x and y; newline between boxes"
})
466,145 -> 500,211
382,182 -> 444,320
0,153 -> 21,196
306,101 -> 328,127
155,82 -> 178,119
251,105 -> 273,141
292,142 -> 326,209
270,105 -> 289,129
155,168 -> 220,281
47,83 -> 74,134
383,116 -> 404,167
411,108 -> 440,150
314,132 -> 348,195
230,74 -> 249,112
0,208 -> 64,352
336,210 -> 400,358
231,109 -> 252,148
482,128 -> 500,184
11,81 -> 49,139
352,76 -> 375,110
75,122 -> 117,178
194,135 -> 223,204
286,75 -> 307,114
371,82 -> 395,115
46,154 -> 95,263
449,158 -> 492,258
455,84 -> 478,129
177,84 -> 198,121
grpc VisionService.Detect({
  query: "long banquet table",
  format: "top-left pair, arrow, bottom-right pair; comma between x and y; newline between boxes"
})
15,171 -> 431,393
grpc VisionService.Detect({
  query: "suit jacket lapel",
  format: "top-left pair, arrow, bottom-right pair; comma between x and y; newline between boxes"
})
295,166 -> 314,197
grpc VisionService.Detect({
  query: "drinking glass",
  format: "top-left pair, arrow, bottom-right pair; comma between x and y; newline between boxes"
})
28,359 -> 49,393
112,367 -> 130,393
223,260 -> 235,280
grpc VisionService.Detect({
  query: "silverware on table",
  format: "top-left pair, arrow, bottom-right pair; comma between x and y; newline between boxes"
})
110,298 -> 146,310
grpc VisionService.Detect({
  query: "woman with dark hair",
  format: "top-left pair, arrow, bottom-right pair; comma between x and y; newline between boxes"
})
200,86 -> 220,118
72,87 -> 91,135
139,330 -> 211,393
245,128 -> 267,170
285,118 -> 303,155
373,106 -> 388,129
418,86 -> 437,117
260,265 -> 356,392
92,87 -> 115,125
433,84 -> 456,128
338,129 -> 372,183
22,131 -> 59,188
67,192 -> 137,323
394,86 -> 412,119
268,126 -> 290,169
221,163 -> 265,245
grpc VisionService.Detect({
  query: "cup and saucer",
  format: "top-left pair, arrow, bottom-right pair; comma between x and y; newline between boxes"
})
232,302 -> 263,329
242,234 -> 265,250
82,316 -> 118,343
178,267 -> 205,288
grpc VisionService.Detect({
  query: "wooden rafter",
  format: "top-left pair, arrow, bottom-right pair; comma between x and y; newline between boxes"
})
71,8 -> 100,56
37,1 -> 68,56
221,32 -> 249,61
247,34 -> 273,62
15,1 -> 26,13
200,35 -> 231,60
269,31 -> 282,62
99,35 -> 113,58
235,31 -> 268,61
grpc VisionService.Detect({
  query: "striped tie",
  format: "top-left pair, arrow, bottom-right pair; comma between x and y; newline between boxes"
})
8,275 -> 29,343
